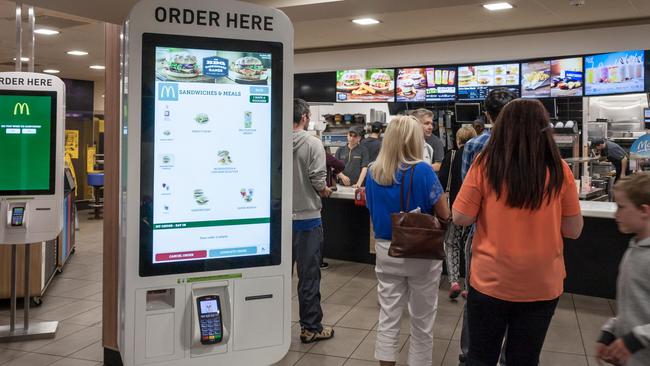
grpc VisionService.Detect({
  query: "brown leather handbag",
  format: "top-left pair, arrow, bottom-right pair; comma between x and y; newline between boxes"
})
388,166 -> 448,260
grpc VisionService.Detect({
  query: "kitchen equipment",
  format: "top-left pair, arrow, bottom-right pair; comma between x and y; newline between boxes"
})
334,113 -> 343,125
353,113 -> 366,125
343,114 -> 353,125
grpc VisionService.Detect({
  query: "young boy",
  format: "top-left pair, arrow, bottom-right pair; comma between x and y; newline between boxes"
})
596,172 -> 650,366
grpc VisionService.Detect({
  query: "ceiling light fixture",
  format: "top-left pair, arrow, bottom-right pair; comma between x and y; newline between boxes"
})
13,57 -> 29,62
89,65 -> 106,70
66,50 -> 88,56
34,28 -> 60,35
483,2 -> 513,11
352,18 -> 380,25
43,69 -> 60,74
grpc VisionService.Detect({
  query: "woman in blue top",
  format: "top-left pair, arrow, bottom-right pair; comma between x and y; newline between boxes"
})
365,115 -> 450,366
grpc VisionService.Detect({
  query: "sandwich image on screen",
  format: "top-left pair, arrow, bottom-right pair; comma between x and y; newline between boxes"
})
230,57 -> 268,83
165,54 -> 200,78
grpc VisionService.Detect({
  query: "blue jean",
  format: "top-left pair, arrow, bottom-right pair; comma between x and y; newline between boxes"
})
292,225 -> 324,332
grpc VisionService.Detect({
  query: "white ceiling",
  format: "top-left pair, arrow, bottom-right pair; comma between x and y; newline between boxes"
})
0,0 -> 649,111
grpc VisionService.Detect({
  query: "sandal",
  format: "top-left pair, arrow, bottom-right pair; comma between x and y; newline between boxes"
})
300,326 -> 335,343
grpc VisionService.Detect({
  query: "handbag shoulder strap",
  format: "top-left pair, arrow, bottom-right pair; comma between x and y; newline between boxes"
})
446,150 -> 456,193
399,165 -> 416,212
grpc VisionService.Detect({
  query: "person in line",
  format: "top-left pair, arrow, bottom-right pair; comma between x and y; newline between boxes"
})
457,88 -> 517,365
453,99 -> 584,366
335,126 -> 370,188
361,121 -> 384,163
411,108 -> 445,171
437,126 -> 476,299
292,98 -> 334,343
365,116 -> 450,366
471,115 -> 486,137
592,138 -> 631,182
595,172 -> 650,366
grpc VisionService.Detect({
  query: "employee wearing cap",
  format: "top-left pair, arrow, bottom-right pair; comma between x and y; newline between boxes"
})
361,121 -> 383,163
592,138 -> 630,181
335,126 -> 370,187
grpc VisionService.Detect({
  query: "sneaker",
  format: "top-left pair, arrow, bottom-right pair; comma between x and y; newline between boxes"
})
300,326 -> 335,343
461,290 -> 468,299
449,282 -> 461,299
458,354 -> 466,366
320,261 -> 329,269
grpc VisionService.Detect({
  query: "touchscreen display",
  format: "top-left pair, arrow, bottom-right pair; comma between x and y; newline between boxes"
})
0,92 -> 56,195
585,50 -> 644,96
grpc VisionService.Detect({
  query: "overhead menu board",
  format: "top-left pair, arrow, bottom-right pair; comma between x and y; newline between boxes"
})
336,69 -> 395,102
585,50 -> 645,96
550,57 -> 583,97
521,61 -> 551,98
396,66 -> 456,102
139,33 -> 283,275
457,63 -> 520,100
0,91 -> 56,195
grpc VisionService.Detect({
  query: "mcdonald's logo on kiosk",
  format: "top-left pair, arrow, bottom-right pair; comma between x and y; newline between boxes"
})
13,102 -> 30,115
158,83 -> 178,101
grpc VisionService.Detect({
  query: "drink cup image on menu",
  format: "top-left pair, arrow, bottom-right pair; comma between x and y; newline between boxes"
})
585,50 -> 644,95
217,150 -> 233,165
244,111 -> 253,128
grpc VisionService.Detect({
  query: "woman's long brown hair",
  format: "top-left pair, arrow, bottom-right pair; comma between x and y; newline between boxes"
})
475,99 -> 564,210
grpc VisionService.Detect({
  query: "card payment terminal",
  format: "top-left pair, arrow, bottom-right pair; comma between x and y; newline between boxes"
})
196,295 -> 223,344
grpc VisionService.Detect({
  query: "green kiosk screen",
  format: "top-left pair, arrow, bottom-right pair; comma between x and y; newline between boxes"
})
0,91 -> 57,195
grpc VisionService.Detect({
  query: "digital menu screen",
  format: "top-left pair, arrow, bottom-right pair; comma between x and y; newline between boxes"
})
457,63 -> 520,100
336,69 -> 395,102
521,61 -> 551,98
585,50 -> 645,96
0,91 -> 56,195
396,67 -> 456,102
140,34 -> 283,276
551,57 -> 583,97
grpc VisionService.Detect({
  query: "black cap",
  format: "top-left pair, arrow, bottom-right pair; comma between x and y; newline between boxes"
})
591,138 -> 605,148
348,126 -> 362,136
371,121 -> 383,133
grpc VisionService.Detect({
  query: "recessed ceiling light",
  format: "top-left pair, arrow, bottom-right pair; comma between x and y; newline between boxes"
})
34,28 -> 60,35
66,50 -> 88,56
43,69 -> 60,74
13,57 -> 29,62
89,65 -> 105,70
483,2 -> 513,11
352,18 -> 380,25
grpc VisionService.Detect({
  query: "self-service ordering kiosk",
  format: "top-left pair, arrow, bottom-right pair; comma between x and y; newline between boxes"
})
118,0 -> 293,365
0,72 -> 65,340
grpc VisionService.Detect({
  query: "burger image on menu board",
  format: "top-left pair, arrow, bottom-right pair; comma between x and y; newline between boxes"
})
370,72 -> 392,92
231,56 -> 268,81
399,79 -> 415,98
337,71 -> 362,91
165,54 -> 200,78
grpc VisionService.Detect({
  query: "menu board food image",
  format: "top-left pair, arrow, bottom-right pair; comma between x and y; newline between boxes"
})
551,57 -> 583,97
151,46 -> 273,264
522,61 -> 551,98
396,68 -> 427,101
425,66 -> 457,101
585,50 -> 644,96
336,69 -> 395,102
156,47 -> 271,85
457,63 -> 520,100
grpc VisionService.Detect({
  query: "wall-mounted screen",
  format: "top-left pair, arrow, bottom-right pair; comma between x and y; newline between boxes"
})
585,50 -> 644,96
550,57 -> 583,97
396,67 -> 426,102
457,63 -> 520,100
455,103 -> 481,123
336,69 -> 395,102
396,67 -> 456,102
0,90 -> 57,196
521,61 -> 551,98
644,107 -> 650,122
140,33 -> 283,276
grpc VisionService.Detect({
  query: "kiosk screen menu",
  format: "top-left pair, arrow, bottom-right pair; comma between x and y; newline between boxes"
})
0,91 -> 56,195
457,63 -> 520,100
140,33 -> 283,276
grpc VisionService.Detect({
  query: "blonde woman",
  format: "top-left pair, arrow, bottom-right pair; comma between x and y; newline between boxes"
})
438,126 -> 477,299
365,116 -> 450,366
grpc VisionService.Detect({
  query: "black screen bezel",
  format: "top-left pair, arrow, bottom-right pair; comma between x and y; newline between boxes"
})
457,61 -> 522,101
139,32 -> 283,277
0,90 -> 57,196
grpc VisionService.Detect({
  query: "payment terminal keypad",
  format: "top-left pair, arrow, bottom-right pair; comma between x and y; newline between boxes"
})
197,295 -> 223,344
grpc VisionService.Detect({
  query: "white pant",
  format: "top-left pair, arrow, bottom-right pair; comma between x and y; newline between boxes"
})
374,242 -> 443,366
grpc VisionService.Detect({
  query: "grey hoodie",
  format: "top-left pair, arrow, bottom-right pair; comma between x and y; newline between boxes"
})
293,130 -> 327,220
599,237 -> 650,366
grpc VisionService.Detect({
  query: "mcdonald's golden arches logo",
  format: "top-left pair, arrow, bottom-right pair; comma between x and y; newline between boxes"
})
13,102 -> 30,116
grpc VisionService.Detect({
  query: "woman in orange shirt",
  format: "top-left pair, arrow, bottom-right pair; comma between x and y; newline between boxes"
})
452,99 -> 584,366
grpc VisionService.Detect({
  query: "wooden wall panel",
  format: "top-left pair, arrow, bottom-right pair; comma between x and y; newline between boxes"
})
102,22 -> 121,352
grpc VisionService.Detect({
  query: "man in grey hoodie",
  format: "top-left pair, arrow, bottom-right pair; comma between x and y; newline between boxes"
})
292,98 -> 334,344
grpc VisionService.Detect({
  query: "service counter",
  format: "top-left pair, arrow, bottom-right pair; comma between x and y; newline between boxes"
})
322,188 -> 627,299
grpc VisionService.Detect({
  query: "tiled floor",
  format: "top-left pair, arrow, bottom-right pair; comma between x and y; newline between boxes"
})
0,212 -> 617,366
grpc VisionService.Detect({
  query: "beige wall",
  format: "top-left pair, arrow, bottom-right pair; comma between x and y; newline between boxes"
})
295,24 -> 650,73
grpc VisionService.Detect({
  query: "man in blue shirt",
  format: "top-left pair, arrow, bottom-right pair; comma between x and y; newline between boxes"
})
457,89 -> 516,366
